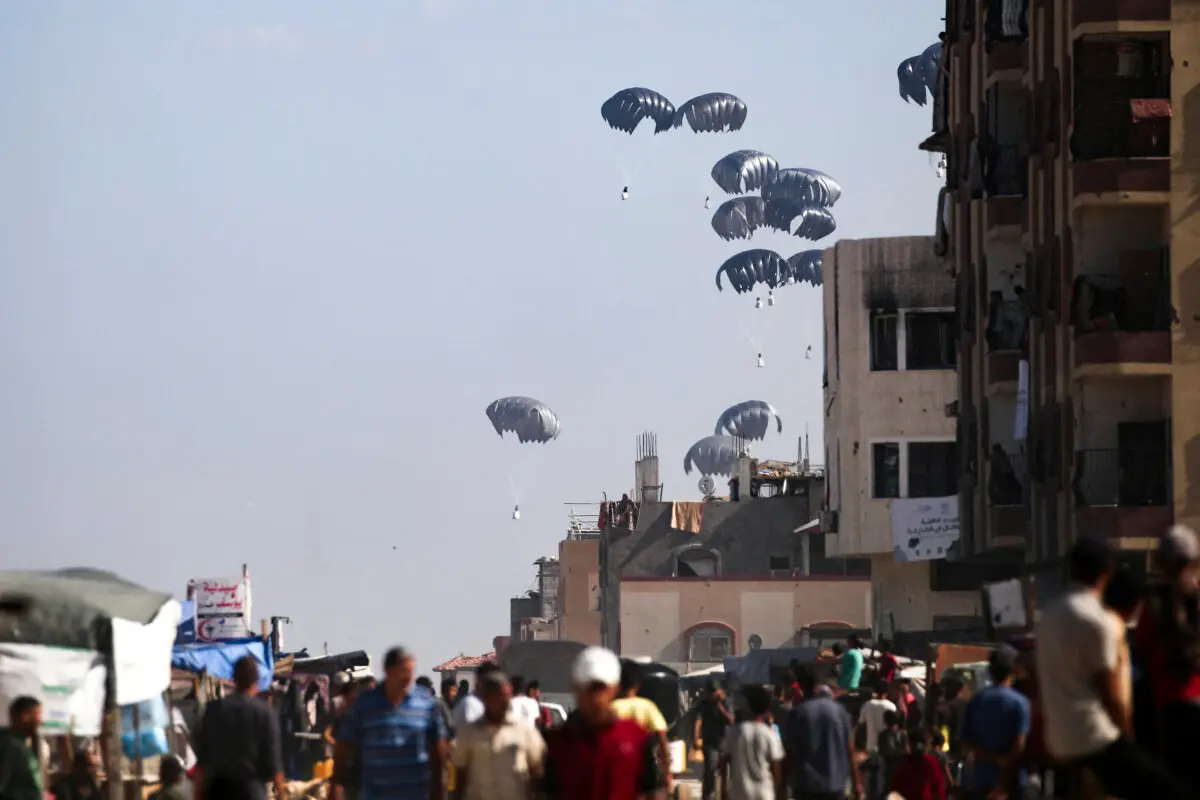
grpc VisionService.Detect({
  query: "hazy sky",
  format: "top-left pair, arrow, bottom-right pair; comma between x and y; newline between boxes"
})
0,0 -> 943,668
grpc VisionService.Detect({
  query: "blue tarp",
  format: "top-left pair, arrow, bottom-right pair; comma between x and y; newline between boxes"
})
175,600 -> 196,645
172,637 -> 273,691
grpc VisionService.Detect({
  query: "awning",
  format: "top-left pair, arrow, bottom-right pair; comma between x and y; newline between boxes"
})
172,638 -> 273,692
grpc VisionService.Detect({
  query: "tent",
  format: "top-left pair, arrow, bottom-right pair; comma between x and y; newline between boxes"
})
0,568 -> 181,706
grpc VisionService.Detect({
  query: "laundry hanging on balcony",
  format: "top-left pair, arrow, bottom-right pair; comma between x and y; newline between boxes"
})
985,0 -> 1028,42
1131,99 -> 1172,121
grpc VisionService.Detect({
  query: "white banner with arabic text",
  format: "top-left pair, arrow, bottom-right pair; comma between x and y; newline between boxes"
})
192,577 -> 252,641
890,495 -> 960,562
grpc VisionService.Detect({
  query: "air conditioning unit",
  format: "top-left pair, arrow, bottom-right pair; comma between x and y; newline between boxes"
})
819,509 -> 840,533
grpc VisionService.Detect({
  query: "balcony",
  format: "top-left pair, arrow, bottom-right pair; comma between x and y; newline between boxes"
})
1074,447 -> 1172,539
1071,255 -> 1171,376
1072,38 -> 1171,204
1072,0 -> 1171,35
987,449 -> 1029,549
985,294 -> 1028,392
985,144 -> 1028,236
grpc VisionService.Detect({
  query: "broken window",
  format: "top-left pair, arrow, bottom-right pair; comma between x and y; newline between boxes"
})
677,549 -> 718,578
688,627 -> 733,661
908,441 -> 959,497
870,311 -> 898,371
872,443 -> 901,499
906,311 -> 957,370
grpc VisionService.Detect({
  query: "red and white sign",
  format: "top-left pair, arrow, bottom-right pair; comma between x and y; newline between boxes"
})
192,577 -> 252,641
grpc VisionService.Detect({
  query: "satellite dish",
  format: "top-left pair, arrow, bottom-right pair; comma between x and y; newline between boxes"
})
748,634 -> 762,651
698,476 -> 716,497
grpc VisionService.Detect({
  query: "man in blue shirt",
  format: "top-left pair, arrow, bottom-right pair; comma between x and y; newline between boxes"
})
336,646 -> 447,800
784,667 -> 862,800
960,648 -> 1030,799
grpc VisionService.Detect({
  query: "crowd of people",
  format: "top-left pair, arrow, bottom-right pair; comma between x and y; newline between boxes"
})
6,528 -> 1200,799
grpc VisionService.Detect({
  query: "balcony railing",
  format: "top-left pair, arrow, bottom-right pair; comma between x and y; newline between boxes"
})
1073,448 -> 1170,507
988,449 -> 1028,506
1070,268 -> 1170,334
985,143 -> 1029,197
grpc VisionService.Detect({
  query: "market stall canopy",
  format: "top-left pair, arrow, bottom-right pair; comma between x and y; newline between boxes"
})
0,568 -> 180,705
172,638 -> 274,691
289,650 -> 370,675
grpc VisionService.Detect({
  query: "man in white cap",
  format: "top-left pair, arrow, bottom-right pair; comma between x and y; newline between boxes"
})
541,646 -> 665,800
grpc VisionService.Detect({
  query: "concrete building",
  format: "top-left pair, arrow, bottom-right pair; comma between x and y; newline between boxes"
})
822,235 -> 1019,635
556,511 -> 602,644
596,441 -> 874,667
930,0 -> 1198,564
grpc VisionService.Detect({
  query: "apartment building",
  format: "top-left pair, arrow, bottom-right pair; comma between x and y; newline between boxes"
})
929,0 -> 1199,564
822,236 -> 1019,636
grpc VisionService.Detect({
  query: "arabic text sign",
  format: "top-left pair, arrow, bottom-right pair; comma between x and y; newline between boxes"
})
192,577 -> 251,641
890,495 -> 959,563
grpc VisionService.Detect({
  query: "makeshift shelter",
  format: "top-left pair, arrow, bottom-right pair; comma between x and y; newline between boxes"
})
0,568 -> 180,728
171,638 -> 273,692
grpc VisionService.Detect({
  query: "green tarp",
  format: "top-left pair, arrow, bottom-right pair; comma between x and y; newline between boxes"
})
0,568 -> 172,651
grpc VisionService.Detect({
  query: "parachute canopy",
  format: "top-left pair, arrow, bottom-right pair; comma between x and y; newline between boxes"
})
485,397 -> 562,444
601,88 -> 677,134
716,250 -> 790,294
762,168 -> 842,208
673,93 -> 747,133
715,401 -> 782,441
787,250 -> 823,287
897,42 -> 941,105
763,203 -> 837,241
711,197 -> 766,241
684,435 -> 745,477
711,150 -> 779,195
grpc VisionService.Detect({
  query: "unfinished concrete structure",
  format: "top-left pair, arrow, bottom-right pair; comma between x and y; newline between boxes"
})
928,0 -> 1199,564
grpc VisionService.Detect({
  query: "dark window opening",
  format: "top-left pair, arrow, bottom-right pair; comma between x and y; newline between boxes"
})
677,550 -> 718,578
769,555 -> 792,572
1073,37 -> 1170,160
909,441 -> 959,497
870,311 -> 898,371
873,443 -> 901,499
906,311 -> 957,370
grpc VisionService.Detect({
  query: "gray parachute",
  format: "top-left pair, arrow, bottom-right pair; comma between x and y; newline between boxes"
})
897,42 -> 941,105
711,197 -> 766,241
684,435 -> 745,476
601,88 -> 677,134
787,250 -> 823,287
764,202 -> 837,241
485,396 -> 562,444
761,168 -> 842,208
715,401 -> 782,441
715,250 -> 790,294
673,93 -> 747,133
711,150 -> 779,195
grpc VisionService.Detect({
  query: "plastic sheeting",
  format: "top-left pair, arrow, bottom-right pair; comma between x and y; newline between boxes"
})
112,599 -> 182,706
0,643 -> 106,736
172,638 -> 274,692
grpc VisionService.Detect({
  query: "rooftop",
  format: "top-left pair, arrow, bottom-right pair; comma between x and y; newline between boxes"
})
432,651 -> 495,672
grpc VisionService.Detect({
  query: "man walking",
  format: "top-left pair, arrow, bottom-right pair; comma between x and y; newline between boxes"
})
694,682 -> 733,800
1036,537 -> 1191,799
452,670 -> 544,800
0,696 -> 43,800
719,685 -> 784,800
542,646 -> 664,800
784,668 -> 861,800
195,657 -> 286,800
337,646 -> 447,800
612,660 -> 673,794
959,648 -> 1029,799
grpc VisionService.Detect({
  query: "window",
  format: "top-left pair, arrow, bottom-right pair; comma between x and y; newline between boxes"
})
677,549 -> 718,578
769,555 -> 792,577
688,627 -> 733,662
906,311 -> 957,370
909,441 -> 958,497
870,312 -> 899,371
872,443 -> 901,498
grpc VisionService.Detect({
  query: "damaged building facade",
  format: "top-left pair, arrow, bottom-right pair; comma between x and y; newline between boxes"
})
822,235 -> 1021,636
929,0 -> 1200,565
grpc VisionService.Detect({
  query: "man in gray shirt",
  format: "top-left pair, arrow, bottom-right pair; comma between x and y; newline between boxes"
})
719,685 -> 784,800
784,670 -> 861,800
196,657 -> 285,800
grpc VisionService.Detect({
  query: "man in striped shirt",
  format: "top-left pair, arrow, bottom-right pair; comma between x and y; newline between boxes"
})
336,646 -> 448,800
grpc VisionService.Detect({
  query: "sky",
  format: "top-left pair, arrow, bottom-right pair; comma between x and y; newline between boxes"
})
0,0 -> 944,669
